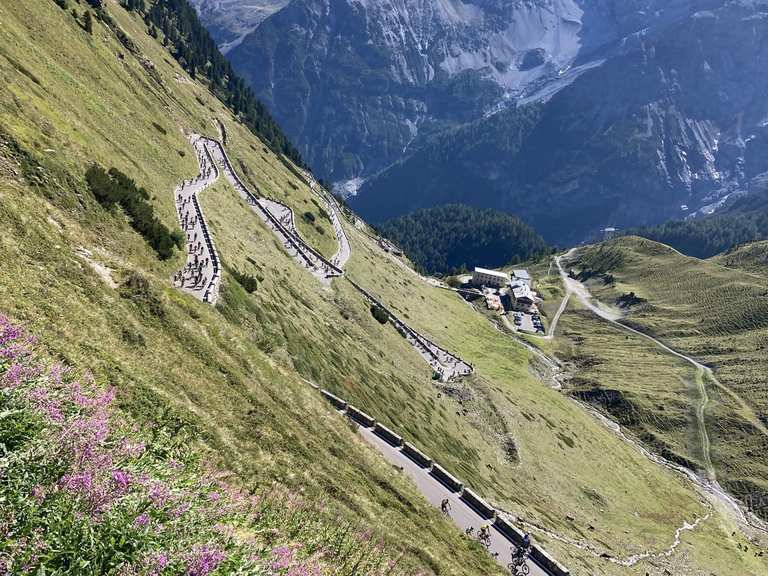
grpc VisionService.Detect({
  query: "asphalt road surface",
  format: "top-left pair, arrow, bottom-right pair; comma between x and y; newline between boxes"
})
359,426 -> 550,576
173,136 -> 221,303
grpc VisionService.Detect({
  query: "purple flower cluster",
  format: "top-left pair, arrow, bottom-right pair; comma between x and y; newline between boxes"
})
0,314 -> 402,576
185,545 -> 225,576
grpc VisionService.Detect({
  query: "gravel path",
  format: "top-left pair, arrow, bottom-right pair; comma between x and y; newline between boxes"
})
555,250 -> 768,536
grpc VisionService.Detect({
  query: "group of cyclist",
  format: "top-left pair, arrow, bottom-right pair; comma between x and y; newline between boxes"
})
441,499 -> 532,574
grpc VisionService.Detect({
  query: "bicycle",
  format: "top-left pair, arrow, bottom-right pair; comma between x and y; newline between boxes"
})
507,546 -> 530,575
477,529 -> 492,549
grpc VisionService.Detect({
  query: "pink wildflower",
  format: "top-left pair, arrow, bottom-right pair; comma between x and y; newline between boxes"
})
148,482 -> 170,508
271,546 -> 295,570
185,545 -> 225,576
111,469 -> 131,494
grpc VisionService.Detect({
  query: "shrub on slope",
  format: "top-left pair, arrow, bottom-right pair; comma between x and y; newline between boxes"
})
86,165 -> 184,260
0,316 -> 399,575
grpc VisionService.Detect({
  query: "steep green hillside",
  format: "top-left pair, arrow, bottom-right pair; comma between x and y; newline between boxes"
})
0,2 -> 766,575
569,237 -> 768,521
0,315 -> 397,575
0,1 -> 497,573
712,240 -> 768,276
377,204 -> 550,275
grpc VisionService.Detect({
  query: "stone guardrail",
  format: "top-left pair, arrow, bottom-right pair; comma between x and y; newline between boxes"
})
315,385 -> 571,576
347,404 -> 376,427
461,487 -> 497,520
346,277 -> 473,381
202,138 -> 344,278
320,389 -> 347,410
190,193 -> 220,303
430,463 -> 464,493
529,546 -> 570,576
374,422 -> 404,447
402,442 -> 433,469
494,516 -> 527,544
198,144 -> 221,303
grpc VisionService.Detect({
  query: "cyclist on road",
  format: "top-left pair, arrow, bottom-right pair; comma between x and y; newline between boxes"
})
522,533 -> 531,551
441,498 -> 451,516
512,533 -> 532,562
478,523 -> 492,547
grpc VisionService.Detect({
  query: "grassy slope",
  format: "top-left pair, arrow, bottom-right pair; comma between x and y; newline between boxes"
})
711,240 -> 768,277
554,304 -> 703,471
570,237 -> 768,523
0,2 -> 498,574
0,2 -> 764,575
341,228 -> 768,574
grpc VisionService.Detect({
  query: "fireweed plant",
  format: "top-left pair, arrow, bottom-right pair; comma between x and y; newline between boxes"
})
0,316 -> 402,575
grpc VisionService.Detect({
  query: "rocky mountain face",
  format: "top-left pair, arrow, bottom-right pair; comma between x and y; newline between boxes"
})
354,0 -> 768,243
222,1 -> 692,185
188,0 -> 291,52
198,0 -> 768,243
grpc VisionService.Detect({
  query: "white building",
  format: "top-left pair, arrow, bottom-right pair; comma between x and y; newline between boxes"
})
511,284 -> 537,313
472,267 -> 510,289
512,269 -> 532,287
601,227 -> 619,241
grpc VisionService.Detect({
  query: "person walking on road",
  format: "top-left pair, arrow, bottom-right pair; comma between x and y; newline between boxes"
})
440,498 -> 451,516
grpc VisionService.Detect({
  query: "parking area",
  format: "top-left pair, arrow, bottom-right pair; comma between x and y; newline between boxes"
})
510,310 -> 545,335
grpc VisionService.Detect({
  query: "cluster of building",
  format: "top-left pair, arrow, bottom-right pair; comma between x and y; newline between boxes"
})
471,267 -> 539,314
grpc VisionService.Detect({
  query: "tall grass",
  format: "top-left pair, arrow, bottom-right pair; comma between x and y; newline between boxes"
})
0,315 -> 401,576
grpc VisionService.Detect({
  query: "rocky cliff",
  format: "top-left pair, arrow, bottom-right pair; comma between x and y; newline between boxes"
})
353,0 -> 768,243
224,1 -> 695,187
201,0 -> 768,243
189,0 -> 291,52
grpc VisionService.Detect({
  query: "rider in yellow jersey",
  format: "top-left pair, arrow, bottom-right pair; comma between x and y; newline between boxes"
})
479,523 -> 491,541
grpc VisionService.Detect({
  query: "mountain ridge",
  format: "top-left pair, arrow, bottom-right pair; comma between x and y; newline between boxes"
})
223,0 -> 703,185
195,0 -> 768,244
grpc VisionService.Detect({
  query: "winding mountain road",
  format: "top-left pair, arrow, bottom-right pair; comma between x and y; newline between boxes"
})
307,177 -> 351,269
359,426 -> 550,576
555,250 -> 768,534
201,137 -> 344,283
172,135 -> 221,304
172,132 -> 473,382
348,278 -> 473,381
